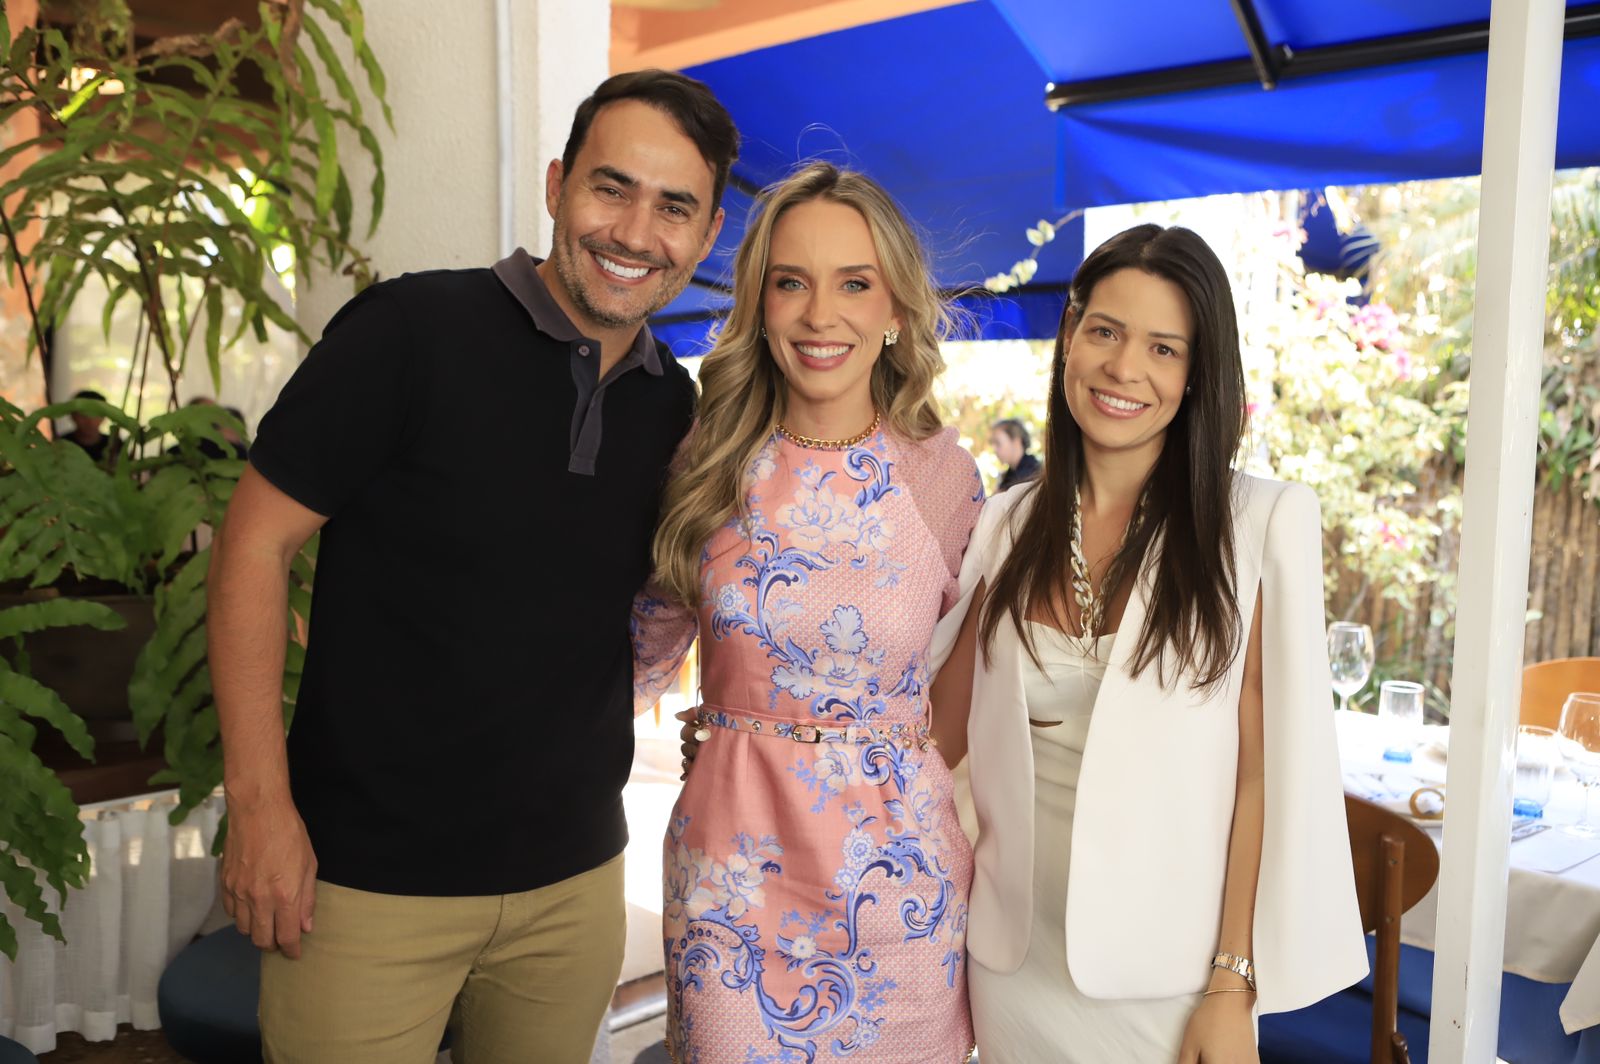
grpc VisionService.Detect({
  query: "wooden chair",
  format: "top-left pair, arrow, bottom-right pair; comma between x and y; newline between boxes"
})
1344,795 -> 1440,1064
1520,657 -> 1600,730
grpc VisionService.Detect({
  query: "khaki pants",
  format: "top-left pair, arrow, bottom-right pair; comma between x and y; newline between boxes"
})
260,854 -> 626,1064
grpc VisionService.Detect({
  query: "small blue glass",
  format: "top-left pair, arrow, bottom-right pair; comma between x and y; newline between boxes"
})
1514,725 -> 1557,822
1379,681 -> 1425,764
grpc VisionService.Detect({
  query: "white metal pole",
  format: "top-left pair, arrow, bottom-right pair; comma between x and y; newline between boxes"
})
494,0 -> 516,259
1429,2 -> 1564,1060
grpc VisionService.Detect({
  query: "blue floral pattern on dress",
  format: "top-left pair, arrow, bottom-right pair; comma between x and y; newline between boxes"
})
662,437 -> 970,1062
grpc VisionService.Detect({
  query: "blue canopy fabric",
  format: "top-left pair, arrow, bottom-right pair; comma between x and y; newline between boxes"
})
650,0 -> 1600,350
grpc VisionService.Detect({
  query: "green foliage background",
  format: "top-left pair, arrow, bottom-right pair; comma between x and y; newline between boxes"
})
0,0 -> 382,956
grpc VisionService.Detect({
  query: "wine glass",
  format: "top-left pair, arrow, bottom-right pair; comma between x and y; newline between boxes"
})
1557,692 -> 1600,838
1328,622 -> 1375,712
1379,681 -> 1424,763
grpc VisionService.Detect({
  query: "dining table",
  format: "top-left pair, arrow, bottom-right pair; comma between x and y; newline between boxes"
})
1337,708 -> 1600,1060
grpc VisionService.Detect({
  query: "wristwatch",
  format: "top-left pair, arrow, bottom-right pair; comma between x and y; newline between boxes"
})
1212,951 -> 1257,991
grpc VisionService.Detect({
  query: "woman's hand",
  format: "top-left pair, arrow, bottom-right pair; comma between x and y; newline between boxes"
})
1177,989 -> 1258,1064
675,708 -> 703,781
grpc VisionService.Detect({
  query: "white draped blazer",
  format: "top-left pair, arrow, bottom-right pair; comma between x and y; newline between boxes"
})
931,473 -> 1368,1015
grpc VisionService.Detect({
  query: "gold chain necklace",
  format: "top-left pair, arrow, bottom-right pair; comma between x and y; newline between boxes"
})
1069,485 -> 1146,652
774,410 -> 881,450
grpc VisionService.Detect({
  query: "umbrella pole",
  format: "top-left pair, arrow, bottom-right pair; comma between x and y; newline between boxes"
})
1429,1 -> 1565,1060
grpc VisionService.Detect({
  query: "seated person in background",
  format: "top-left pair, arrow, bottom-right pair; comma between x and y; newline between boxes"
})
216,406 -> 250,459
170,398 -> 249,460
990,416 -> 1040,491
59,388 -> 113,463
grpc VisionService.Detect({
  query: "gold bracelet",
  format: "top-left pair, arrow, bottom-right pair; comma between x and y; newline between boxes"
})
1204,988 -> 1257,996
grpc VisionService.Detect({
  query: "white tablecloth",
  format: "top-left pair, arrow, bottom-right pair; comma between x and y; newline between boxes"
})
1337,710 -> 1600,1034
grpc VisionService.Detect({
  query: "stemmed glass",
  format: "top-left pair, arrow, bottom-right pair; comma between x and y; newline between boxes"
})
1328,622 -> 1375,712
1557,692 -> 1600,838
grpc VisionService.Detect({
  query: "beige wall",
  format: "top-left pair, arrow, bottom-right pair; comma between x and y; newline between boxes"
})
296,0 -> 611,341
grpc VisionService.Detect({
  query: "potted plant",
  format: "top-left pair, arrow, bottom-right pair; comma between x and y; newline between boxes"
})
0,0 -> 388,958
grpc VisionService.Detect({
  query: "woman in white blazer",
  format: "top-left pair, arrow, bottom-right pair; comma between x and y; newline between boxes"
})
928,224 -> 1368,1062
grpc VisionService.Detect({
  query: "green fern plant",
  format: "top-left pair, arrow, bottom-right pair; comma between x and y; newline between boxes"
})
1,0 -> 390,398
0,595 -> 121,960
0,398 -> 316,957
0,397 -> 316,956
0,0 -> 384,958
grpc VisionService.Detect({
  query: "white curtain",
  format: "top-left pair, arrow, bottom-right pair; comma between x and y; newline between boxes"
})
0,793 -> 224,1055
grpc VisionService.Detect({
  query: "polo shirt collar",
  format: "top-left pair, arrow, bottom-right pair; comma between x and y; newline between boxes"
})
492,247 -> 663,376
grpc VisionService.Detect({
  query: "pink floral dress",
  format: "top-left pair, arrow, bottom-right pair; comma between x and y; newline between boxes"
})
633,426 -> 983,1063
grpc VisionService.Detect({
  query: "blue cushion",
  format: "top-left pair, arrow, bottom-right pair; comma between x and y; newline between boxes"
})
1262,940 -> 1598,1064
157,928 -> 262,1064
1377,943 -> 1591,1064
0,1036 -> 39,1064
1260,987 -> 1431,1064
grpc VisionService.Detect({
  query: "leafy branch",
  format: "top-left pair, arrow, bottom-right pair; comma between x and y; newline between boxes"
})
983,209 -> 1087,294
0,0 -> 385,957
1,0 -> 389,400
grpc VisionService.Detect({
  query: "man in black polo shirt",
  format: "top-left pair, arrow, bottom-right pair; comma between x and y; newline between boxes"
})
207,71 -> 735,1063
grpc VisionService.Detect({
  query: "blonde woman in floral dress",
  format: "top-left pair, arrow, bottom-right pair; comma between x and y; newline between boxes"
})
633,163 -> 982,1063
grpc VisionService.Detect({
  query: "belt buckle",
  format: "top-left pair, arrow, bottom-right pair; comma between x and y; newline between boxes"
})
790,724 -> 821,743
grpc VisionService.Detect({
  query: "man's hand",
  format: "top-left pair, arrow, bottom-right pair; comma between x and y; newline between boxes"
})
221,796 -> 319,959
210,466 -> 327,959
676,708 -> 704,781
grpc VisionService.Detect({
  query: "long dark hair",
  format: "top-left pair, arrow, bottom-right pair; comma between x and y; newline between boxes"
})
979,224 -> 1248,691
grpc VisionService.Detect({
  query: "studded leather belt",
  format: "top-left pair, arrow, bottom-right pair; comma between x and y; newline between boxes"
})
693,706 -> 936,751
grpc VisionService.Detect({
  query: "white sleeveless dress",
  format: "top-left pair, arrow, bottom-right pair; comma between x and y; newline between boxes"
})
968,624 -> 1200,1062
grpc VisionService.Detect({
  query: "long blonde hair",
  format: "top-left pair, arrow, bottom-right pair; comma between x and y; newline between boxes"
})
651,162 -> 957,606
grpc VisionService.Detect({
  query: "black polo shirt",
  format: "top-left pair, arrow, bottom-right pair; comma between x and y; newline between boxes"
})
249,250 -> 695,896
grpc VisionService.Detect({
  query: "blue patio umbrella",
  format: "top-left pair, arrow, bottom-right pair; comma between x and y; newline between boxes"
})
648,0 -> 1600,350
